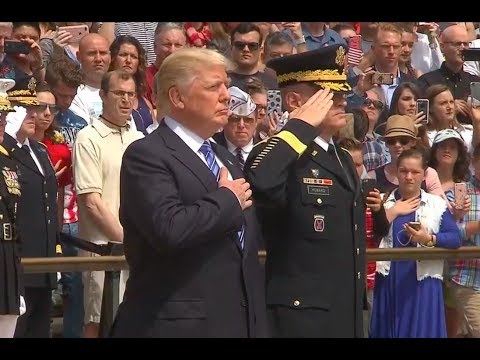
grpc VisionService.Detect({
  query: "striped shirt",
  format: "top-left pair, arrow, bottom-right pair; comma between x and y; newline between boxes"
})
450,176 -> 480,290
115,22 -> 158,65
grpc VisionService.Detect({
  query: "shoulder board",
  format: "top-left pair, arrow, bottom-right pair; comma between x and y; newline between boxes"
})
0,145 -> 10,157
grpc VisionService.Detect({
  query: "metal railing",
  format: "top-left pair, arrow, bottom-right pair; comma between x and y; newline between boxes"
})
21,246 -> 480,337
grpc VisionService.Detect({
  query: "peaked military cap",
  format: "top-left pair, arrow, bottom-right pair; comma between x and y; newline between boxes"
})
267,44 -> 352,93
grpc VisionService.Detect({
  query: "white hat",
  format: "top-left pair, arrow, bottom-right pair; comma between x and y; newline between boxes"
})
432,129 -> 464,145
228,86 -> 256,117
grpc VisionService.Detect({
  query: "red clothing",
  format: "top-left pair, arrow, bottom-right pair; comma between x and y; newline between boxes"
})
184,22 -> 213,47
41,135 -> 72,188
365,207 -> 377,289
145,64 -> 158,109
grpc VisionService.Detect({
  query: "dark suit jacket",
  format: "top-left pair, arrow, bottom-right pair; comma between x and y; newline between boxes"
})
245,119 -> 375,338
110,121 -> 267,338
2,134 -> 58,289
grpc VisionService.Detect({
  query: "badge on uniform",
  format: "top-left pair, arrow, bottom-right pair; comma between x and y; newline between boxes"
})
311,169 -> 319,178
313,215 -> 325,232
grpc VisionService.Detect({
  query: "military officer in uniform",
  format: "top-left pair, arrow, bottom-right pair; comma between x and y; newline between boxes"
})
3,83 -> 59,338
0,79 -> 24,337
245,44 -> 388,337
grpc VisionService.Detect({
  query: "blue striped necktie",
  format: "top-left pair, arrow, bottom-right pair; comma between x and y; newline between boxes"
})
199,141 -> 244,250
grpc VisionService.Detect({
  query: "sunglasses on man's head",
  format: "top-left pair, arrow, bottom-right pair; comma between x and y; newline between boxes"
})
363,98 -> 384,110
233,41 -> 260,51
385,137 -> 411,146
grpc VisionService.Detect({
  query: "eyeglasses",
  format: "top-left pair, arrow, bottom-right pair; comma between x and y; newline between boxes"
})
33,103 -> 59,114
255,103 -> 267,112
109,89 -> 137,99
228,115 -> 256,125
233,41 -> 260,51
444,41 -> 472,49
363,98 -> 384,110
385,137 -> 411,146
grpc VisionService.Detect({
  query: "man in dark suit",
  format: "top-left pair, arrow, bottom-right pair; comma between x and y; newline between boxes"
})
3,86 -> 59,338
245,44 -> 387,337
213,86 -> 258,172
110,47 -> 267,338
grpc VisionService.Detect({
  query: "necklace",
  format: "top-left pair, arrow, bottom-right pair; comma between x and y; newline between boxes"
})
100,115 -> 129,129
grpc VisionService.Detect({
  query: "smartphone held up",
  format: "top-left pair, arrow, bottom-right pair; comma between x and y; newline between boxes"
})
454,182 -> 467,210
4,40 -> 30,55
361,178 -> 376,203
416,99 -> 429,124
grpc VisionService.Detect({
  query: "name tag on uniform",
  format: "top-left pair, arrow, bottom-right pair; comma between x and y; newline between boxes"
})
303,178 -> 333,186
307,185 -> 330,196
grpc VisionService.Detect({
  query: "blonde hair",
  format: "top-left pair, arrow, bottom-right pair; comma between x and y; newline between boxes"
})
374,22 -> 402,43
155,47 -> 234,113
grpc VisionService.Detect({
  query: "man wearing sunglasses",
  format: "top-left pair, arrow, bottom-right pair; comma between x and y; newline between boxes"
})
245,44 -> 388,338
229,23 -> 278,93
213,86 -> 257,173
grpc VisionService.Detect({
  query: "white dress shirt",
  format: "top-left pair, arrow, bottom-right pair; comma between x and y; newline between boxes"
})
164,116 -> 233,180
225,138 -> 254,162
18,138 -> 44,175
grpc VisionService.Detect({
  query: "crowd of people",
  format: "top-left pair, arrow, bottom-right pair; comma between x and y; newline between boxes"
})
0,21 -> 480,338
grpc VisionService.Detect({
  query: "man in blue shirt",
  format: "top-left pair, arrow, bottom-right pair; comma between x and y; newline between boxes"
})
285,22 -> 346,51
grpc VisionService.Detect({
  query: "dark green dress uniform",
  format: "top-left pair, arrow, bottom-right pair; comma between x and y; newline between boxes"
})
0,144 -> 22,315
245,119 -> 367,337
245,44 -> 382,338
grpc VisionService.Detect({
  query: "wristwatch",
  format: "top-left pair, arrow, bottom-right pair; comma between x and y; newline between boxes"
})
294,35 -> 306,46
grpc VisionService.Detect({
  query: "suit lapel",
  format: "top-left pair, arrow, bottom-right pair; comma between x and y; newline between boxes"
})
158,123 -> 218,192
30,141 -> 54,178
337,147 -> 359,193
3,134 -> 43,177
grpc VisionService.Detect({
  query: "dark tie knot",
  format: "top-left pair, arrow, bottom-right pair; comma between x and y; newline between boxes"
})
327,144 -> 336,156
21,144 -> 30,153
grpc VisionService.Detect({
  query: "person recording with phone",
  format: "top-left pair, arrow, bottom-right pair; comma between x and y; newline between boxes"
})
370,148 -> 461,338
446,143 -> 480,338
0,22 -> 45,90
429,129 -> 472,337
423,84 -> 478,154
417,25 -> 480,125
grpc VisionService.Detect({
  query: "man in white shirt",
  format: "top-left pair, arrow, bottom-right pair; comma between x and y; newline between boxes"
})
213,86 -> 257,171
69,33 -> 111,123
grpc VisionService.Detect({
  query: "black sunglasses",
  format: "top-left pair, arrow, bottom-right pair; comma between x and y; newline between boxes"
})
363,98 -> 384,110
27,103 -> 59,114
233,41 -> 260,51
385,137 -> 411,146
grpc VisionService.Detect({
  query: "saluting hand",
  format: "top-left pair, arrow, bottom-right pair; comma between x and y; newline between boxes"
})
289,87 -> 334,128
218,167 -> 253,210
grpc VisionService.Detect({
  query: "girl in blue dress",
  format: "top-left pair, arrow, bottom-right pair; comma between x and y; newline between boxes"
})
370,148 -> 461,338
